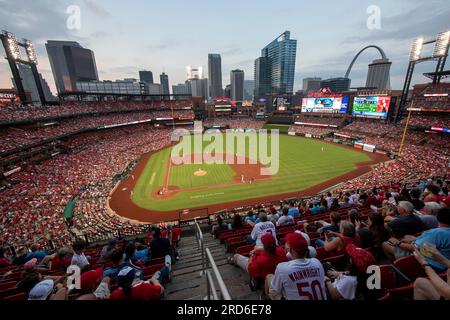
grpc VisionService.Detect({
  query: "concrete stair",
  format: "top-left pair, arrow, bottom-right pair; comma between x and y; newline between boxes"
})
165,225 -> 261,300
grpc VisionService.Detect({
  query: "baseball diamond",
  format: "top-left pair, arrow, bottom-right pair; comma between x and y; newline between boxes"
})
108,134 -> 386,222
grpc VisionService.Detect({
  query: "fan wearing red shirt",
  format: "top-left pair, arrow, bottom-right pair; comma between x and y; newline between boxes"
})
50,249 -> 72,271
110,267 -> 163,300
229,234 -> 287,280
171,226 -> 181,245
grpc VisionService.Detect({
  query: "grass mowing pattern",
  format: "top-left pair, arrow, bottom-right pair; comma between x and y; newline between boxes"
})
132,134 -> 370,211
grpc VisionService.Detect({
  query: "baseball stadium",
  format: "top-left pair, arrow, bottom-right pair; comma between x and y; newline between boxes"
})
0,3 -> 449,308
110,131 -> 384,222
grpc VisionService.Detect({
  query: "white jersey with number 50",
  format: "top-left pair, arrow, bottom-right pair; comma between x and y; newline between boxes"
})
270,258 -> 327,300
251,221 -> 277,247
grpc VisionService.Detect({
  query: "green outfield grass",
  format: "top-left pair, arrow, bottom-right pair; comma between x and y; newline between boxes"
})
262,124 -> 291,133
169,163 -> 234,189
131,134 -> 371,211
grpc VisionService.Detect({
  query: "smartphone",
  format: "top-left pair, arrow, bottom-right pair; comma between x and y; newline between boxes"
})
419,242 -> 435,258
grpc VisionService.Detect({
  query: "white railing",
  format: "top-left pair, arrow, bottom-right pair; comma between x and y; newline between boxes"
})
194,221 -> 231,300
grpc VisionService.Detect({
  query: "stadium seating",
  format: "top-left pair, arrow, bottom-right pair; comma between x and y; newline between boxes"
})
0,99 -> 449,300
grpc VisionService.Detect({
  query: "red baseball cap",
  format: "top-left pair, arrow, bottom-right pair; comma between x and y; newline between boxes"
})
284,232 -> 308,254
81,267 -> 103,291
261,233 -> 276,248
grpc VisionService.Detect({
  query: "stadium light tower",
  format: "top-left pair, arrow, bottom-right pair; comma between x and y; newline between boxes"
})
432,31 -> 450,83
409,37 -> 424,62
24,39 -> 38,64
0,31 -> 47,105
396,31 -> 450,122
0,31 -> 27,103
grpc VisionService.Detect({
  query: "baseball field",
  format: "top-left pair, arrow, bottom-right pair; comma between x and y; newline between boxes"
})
109,133 -> 386,223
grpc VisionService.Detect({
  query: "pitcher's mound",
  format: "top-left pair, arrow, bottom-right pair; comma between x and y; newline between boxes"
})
194,169 -> 207,177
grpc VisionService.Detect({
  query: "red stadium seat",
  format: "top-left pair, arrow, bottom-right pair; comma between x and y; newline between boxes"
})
226,240 -> 247,253
387,283 -> 414,300
142,263 -> 165,278
322,254 -> 349,270
393,255 -> 425,284
378,264 -> 397,290
235,244 -> 255,256
315,247 -> 328,261
4,292 -> 27,300
0,281 -> 16,291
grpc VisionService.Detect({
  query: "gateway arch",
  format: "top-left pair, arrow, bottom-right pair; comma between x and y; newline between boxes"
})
345,45 -> 391,89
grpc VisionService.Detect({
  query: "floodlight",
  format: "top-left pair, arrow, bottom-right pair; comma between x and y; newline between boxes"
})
409,37 -> 423,62
2,31 -> 21,60
432,31 -> 450,58
24,39 -> 38,65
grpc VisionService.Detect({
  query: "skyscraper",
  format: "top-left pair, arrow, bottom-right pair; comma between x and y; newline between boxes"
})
187,66 -> 203,80
139,70 -> 154,84
255,31 -> 297,97
243,80 -> 254,101
254,57 -> 271,99
366,59 -> 392,89
320,78 -> 351,93
187,66 -> 208,100
208,54 -> 223,99
160,72 -> 170,95
230,69 -> 244,101
172,82 -> 191,99
148,83 -> 163,95
189,78 -> 208,100
302,77 -> 322,93
45,40 -> 98,93
224,84 -> 231,99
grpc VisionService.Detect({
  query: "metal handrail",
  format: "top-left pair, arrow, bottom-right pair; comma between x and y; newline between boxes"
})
194,220 -> 206,273
194,221 -> 231,300
205,247 -> 232,300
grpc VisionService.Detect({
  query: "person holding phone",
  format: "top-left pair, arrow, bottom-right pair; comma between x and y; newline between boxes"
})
413,247 -> 450,300
382,207 -> 449,269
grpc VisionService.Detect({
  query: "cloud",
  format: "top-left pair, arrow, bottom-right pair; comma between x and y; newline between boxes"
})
89,31 -> 108,39
345,3 -> 450,43
82,0 -> 111,19
220,46 -> 244,56
0,0 -> 85,41
145,39 -> 180,51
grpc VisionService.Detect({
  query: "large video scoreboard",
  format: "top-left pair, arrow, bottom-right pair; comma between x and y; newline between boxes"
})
352,96 -> 391,118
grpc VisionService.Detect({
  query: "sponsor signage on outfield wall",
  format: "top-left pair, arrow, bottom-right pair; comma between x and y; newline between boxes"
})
294,122 -> 338,128
288,132 -> 296,136
354,142 -> 375,152
363,144 -> 375,152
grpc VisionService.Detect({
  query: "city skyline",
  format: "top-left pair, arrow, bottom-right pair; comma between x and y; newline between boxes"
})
0,0 -> 449,96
